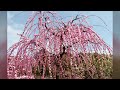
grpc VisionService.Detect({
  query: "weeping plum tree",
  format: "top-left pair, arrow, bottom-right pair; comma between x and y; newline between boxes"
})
7,11 -> 112,79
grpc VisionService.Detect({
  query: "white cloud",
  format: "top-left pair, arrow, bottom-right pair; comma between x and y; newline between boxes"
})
7,25 -> 23,49
7,11 -> 33,50
7,11 -> 24,49
7,11 -> 23,20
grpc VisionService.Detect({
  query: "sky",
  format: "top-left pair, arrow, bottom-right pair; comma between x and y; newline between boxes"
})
7,11 -> 113,49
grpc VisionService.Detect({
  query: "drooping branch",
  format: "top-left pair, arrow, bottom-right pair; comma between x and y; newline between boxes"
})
7,11 -> 112,79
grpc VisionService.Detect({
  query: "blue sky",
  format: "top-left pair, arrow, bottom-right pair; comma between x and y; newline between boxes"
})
7,11 -> 113,49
